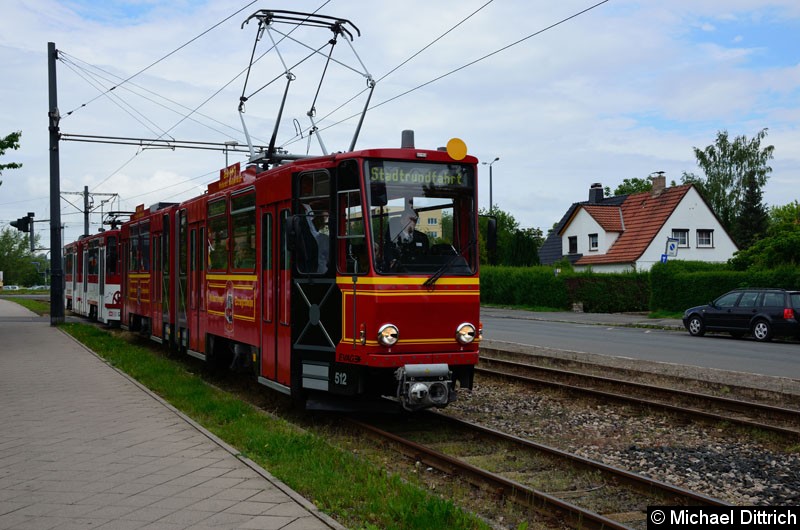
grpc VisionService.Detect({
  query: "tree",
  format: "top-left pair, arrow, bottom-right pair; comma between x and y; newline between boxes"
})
768,200 -> 800,234
478,207 -> 543,266
681,128 -> 774,232
0,131 -> 23,188
730,172 -> 768,249
604,177 -> 653,197
0,227 -> 40,285
506,227 -> 543,266
728,201 -> 800,270
603,175 -> 679,197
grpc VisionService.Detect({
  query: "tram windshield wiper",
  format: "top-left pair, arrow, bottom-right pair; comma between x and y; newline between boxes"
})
423,239 -> 476,289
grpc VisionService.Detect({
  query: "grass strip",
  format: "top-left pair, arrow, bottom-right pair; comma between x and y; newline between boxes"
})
61,322 -> 489,530
3,296 -> 50,314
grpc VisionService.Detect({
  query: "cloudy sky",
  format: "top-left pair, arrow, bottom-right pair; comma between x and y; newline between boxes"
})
1,0 -> 799,247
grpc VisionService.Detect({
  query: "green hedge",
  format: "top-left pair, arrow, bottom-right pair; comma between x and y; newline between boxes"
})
565,272 -> 650,313
480,266 -> 648,312
480,266 -> 569,309
481,262 -> 800,314
650,261 -> 800,311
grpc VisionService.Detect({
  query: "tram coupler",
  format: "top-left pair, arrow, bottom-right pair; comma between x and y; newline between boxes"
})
395,363 -> 454,411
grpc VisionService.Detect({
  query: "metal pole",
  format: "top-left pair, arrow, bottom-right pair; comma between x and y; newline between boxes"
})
48,42 -> 64,325
28,212 -> 35,253
83,185 -> 90,236
483,156 -> 499,213
489,164 -> 493,214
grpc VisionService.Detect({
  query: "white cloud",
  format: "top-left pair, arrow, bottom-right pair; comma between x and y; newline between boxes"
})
1,0 -> 799,244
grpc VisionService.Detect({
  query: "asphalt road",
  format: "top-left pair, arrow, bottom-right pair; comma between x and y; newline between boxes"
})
481,310 -> 800,381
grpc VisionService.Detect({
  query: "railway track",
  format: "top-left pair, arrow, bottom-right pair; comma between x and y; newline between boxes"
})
99,328 -> 769,527
349,411 -> 728,530
478,355 -> 800,438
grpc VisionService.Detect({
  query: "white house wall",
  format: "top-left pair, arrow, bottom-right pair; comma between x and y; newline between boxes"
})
578,263 -> 633,273
561,209 -> 620,256
636,187 -> 738,271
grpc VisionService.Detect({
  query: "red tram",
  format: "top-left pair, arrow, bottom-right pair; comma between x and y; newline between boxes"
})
63,229 -> 122,325
120,202 -> 179,345
100,135 -> 484,410
67,9 -> 488,411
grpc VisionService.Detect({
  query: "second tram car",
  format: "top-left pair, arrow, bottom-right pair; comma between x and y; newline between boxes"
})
64,229 -> 122,325
120,202 -> 179,344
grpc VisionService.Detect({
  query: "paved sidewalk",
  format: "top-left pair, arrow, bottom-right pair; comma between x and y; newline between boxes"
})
0,299 -> 342,530
480,306 -> 685,330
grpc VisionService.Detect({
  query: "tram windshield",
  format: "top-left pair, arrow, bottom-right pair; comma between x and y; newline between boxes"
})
364,159 -> 477,275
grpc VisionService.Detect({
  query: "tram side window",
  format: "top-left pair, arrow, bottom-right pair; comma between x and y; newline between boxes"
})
297,171 -> 331,274
337,189 -> 368,274
208,198 -> 229,271
280,210 -> 290,271
178,211 -> 188,316
140,221 -> 151,272
163,214 -> 170,276
231,191 -> 256,271
129,224 -> 139,271
106,236 -> 118,275
88,243 -> 99,275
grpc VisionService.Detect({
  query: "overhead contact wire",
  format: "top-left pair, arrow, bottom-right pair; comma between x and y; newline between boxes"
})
62,0 -> 259,119
283,0 -> 611,145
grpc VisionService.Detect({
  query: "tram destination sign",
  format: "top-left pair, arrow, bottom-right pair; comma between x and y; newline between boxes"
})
368,161 -> 472,188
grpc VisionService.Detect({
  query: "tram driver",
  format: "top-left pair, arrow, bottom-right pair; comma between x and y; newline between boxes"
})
303,203 -> 329,274
384,205 -> 429,270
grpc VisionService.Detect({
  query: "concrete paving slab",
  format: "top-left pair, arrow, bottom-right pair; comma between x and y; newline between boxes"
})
0,299 -> 343,530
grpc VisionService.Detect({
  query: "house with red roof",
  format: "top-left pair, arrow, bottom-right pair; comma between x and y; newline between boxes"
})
539,175 -> 738,272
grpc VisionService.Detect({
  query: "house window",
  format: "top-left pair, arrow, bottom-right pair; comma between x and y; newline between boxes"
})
671,229 -> 689,248
427,218 -> 438,225
697,229 -> 713,248
568,236 -> 578,254
588,233 -> 598,251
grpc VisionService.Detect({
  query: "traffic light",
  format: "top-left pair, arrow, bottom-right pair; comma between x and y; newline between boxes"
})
10,215 -> 30,233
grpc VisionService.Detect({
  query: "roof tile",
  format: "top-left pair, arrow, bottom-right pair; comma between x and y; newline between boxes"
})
577,185 -> 692,265
582,205 -> 624,232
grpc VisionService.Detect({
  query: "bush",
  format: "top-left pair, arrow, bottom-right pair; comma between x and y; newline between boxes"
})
565,272 -> 650,313
650,261 -> 800,311
481,266 -> 648,312
482,261 -> 800,314
480,266 -> 569,309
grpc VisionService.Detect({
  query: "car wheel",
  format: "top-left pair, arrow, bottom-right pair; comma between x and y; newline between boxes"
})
752,319 -> 773,342
687,315 -> 705,337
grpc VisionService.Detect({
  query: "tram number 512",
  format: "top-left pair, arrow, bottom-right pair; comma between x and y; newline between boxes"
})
334,372 -> 348,386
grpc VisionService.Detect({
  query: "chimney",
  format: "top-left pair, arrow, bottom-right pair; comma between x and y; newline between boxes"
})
588,183 -> 603,203
651,172 -> 666,195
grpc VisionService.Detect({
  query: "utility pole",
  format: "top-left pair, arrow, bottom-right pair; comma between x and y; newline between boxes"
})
84,185 -> 90,235
62,189 -> 119,236
48,42 -> 64,325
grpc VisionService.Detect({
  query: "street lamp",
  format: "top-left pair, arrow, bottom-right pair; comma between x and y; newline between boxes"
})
482,157 -> 500,213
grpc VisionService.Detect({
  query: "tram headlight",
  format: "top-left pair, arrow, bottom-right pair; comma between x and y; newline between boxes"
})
455,322 -> 476,344
378,324 -> 399,347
